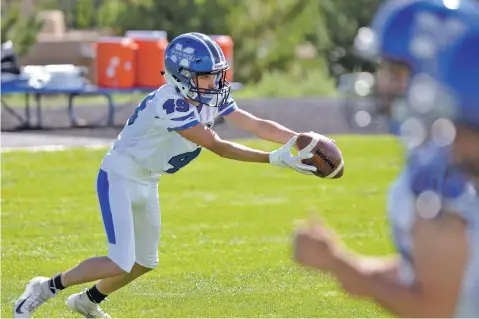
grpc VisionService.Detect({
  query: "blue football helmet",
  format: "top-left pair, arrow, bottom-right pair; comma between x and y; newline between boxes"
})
357,0 -> 478,71
349,0 -> 478,134
163,32 -> 231,107
414,20 -> 479,177
433,23 -> 479,128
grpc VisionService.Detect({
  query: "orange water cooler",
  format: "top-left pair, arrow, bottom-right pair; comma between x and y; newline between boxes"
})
96,37 -> 137,88
126,30 -> 169,88
209,35 -> 234,83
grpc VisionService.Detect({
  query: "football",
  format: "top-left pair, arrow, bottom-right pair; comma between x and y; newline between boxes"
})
295,132 -> 344,179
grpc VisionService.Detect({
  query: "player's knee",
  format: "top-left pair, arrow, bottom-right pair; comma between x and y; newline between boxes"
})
135,256 -> 159,270
108,255 -> 136,274
133,262 -> 156,275
122,259 -> 137,273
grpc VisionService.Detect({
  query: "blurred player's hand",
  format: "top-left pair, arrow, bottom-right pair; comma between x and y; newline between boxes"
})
269,136 -> 317,174
292,216 -> 340,271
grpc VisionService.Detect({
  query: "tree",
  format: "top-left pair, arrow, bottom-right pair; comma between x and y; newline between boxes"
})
224,0 -> 331,82
1,0 -> 44,58
321,0 -> 383,78
15,0 -> 383,85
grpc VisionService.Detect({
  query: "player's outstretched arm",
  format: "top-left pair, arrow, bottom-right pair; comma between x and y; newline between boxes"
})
178,123 -> 269,162
177,123 -> 316,174
224,109 -> 298,144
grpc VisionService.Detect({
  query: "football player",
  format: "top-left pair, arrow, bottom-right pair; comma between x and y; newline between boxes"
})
293,0 -> 479,317
13,32 -> 320,318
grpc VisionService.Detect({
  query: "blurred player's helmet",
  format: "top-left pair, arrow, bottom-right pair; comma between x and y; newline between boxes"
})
431,25 -> 479,130
411,22 -> 479,177
163,32 -> 231,107
348,0 -> 477,135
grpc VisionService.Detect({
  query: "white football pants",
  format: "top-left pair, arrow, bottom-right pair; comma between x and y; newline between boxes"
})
96,149 -> 161,272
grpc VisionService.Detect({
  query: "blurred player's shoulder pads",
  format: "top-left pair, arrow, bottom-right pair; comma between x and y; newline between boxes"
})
409,145 -> 466,198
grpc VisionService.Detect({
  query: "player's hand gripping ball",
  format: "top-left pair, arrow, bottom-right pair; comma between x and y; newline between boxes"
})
295,132 -> 344,179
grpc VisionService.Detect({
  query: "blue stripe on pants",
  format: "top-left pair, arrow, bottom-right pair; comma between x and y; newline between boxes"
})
97,169 -> 116,244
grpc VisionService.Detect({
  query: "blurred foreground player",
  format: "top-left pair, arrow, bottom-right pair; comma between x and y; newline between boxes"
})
13,32 -> 319,318
293,0 -> 479,317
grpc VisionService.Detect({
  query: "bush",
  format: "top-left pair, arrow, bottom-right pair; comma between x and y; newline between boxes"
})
234,61 -> 337,99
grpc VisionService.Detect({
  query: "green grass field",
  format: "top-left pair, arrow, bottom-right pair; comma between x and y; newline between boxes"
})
1,136 -> 404,318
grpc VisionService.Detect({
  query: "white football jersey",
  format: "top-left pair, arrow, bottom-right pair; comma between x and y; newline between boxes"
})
107,84 -> 237,175
388,143 -> 479,317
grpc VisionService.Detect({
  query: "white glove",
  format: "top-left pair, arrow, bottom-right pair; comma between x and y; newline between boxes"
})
269,136 -> 317,175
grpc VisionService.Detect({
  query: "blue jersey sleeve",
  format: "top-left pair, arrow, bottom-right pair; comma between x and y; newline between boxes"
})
217,95 -> 238,117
